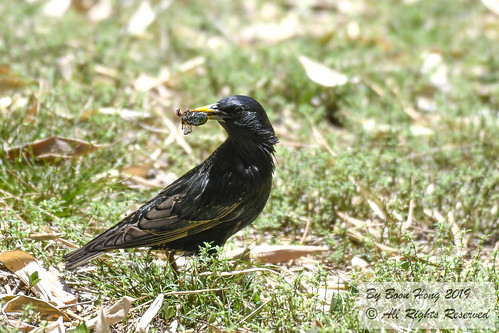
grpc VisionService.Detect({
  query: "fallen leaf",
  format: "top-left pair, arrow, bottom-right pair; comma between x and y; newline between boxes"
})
136,294 -> 164,332
96,307 -> 109,333
230,245 -> 329,264
5,136 -> 102,163
299,55 -> 349,87
86,296 -> 137,329
28,231 -> 62,241
127,1 -> 156,36
122,164 -> 152,178
0,250 -> 77,306
0,250 -> 38,273
2,295 -> 68,321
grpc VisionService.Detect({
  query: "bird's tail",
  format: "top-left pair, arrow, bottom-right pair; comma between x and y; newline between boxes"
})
64,247 -> 106,270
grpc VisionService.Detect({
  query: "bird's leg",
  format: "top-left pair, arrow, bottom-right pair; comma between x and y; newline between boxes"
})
165,250 -> 179,278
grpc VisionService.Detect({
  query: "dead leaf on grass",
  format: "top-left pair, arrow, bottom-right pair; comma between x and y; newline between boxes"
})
299,55 -> 349,87
28,231 -> 62,241
122,164 -> 152,179
0,250 -> 77,306
2,295 -> 68,322
136,293 -> 164,332
86,296 -> 137,329
5,136 -> 103,163
230,245 -> 329,264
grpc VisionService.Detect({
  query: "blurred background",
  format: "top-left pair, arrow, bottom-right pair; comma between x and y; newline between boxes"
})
1,0 -> 498,331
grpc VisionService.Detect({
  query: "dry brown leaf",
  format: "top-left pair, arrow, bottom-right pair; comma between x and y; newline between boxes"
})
28,231 -> 62,241
5,136 -> 102,163
136,293 -> 164,332
127,1 -> 156,36
0,250 -> 38,273
86,296 -> 137,329
122,164 -> 152,178
2,295 -> 69,321
230,245 -> 329,264
299,55 -> 349,87
0,250 -> 77,306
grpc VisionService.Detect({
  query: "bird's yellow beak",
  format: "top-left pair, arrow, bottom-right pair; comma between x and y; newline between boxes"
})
189,103 -> 225,121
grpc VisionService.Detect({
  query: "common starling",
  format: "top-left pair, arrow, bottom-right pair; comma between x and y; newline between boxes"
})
65,95 -> 278,270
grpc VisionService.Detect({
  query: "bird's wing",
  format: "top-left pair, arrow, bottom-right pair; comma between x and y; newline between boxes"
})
79,176 -> 245,252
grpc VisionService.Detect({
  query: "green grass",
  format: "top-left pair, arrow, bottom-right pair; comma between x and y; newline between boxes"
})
1,0 -> 498,332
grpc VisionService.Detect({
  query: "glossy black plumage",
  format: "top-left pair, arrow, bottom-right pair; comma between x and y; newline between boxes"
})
65,95 -> 278,270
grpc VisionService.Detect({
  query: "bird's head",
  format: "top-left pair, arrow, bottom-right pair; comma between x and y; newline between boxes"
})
188,95 -> 278,147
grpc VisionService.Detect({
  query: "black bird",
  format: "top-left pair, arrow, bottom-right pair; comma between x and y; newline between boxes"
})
65,95 -> 278,270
